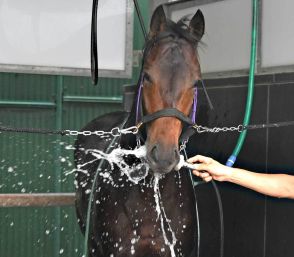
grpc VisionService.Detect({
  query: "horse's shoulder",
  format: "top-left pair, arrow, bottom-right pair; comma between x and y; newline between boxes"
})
74,111 -> 129,151
82,111 -> 128,131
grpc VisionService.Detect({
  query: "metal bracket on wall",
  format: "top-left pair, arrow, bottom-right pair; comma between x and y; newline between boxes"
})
133,50 -> 143,67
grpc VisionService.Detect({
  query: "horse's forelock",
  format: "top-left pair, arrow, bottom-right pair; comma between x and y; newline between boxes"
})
143,19 -> 201,61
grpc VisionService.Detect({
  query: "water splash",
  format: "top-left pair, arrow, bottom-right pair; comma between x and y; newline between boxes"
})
78,145 -> 149,184
153,175 -> 177,257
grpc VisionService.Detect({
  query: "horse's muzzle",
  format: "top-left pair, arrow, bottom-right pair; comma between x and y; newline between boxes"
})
146,143 -> 180,174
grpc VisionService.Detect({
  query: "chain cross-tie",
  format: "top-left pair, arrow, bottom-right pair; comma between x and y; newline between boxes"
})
192,124 -> 244,134
65,125 -> 140,137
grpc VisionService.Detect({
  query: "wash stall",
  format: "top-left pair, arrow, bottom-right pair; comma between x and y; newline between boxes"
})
0,0 -> 294,257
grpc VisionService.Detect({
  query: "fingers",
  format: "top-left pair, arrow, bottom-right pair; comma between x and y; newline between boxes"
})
203,176 -> 212,182
192,170 -> 212,182
192,170 -> 210,179
188,154 -> 215,183
192,170 -> 200,177
187,155 -> 212,165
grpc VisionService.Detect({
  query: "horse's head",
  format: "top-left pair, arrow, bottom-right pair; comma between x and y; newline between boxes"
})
142,6 -> 205,175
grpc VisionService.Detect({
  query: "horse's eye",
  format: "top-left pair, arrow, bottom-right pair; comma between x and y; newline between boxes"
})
143,73 -> 152,84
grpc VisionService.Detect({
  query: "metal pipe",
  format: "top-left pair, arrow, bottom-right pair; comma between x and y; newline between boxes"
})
63,95 -> 122,104
0,193 -> 75,207
0,100 -> 55,108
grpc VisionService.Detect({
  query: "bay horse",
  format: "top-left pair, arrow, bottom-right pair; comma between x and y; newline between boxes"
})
74,5 -> 205,257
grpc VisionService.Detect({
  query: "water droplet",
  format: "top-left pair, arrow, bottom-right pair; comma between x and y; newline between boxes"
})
131,246 -> 135,255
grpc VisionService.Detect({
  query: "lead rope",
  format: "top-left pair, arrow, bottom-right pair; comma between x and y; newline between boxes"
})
83,115 -> 129,257
91,0 -> 99,85
182,148 -> 200,257
211,180 -> 224,257
200,80 -> 214,111
133,0 -> 148,40
182,146 -> 224,257
180,141 -> 225,257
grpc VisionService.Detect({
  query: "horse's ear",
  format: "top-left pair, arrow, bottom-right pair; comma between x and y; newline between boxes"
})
149,5 -> 167,38
189,9 -> 205,41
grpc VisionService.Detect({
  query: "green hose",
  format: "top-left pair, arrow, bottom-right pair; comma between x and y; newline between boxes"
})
226,0 -> 258,167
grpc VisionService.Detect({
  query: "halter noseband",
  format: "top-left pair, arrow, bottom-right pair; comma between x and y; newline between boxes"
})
135,74 -> 199,143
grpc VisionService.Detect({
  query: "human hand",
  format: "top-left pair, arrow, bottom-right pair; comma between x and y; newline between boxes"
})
187,155 -> 233,182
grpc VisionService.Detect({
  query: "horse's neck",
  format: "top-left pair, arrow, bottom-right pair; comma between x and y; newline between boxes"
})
158,170 -> 193,191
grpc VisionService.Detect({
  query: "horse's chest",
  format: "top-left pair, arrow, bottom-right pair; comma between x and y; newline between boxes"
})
95,182 -> 196,256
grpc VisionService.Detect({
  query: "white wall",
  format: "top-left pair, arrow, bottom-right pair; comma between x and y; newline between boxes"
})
171,0 -> 251,74
0,0 -> 133,77
170,0 -> 294,75
261,0 -> 294,68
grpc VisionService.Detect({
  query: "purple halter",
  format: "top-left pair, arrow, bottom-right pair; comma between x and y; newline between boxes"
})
191,86 -> 198,124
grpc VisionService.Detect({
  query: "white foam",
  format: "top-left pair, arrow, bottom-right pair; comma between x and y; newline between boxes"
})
79,145 -> 149,184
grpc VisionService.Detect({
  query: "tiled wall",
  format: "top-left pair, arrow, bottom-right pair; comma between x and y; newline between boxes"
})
187,73 -> 294,257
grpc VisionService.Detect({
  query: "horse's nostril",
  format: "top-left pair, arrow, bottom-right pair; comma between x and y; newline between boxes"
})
174,148 -> 178,157
148,144 -> 180,173
174,148 -> 180,161
150,145 -> 159,163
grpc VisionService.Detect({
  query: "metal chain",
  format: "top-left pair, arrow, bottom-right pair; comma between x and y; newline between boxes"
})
179,139 -> 188,152
65,125 -> 140,137
192,124 -> 244,134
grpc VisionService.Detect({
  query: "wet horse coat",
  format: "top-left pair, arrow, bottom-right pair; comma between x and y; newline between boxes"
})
75,6 -> 205,257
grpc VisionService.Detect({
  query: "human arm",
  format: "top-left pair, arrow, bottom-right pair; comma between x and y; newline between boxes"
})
187,155 -> 294,199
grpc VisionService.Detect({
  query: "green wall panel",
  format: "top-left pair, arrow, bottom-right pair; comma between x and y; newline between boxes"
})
0,108 -> 57,193
0,1 -> 150,257
0,73 -> 56,101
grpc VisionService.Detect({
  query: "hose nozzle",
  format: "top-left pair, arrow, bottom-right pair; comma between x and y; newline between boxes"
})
175,155 -> 198,171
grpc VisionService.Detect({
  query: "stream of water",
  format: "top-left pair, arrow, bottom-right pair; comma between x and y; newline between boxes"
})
76,145 -> 179,256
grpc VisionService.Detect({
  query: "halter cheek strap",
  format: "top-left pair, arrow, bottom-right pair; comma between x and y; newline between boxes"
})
191,86 -> 198,124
